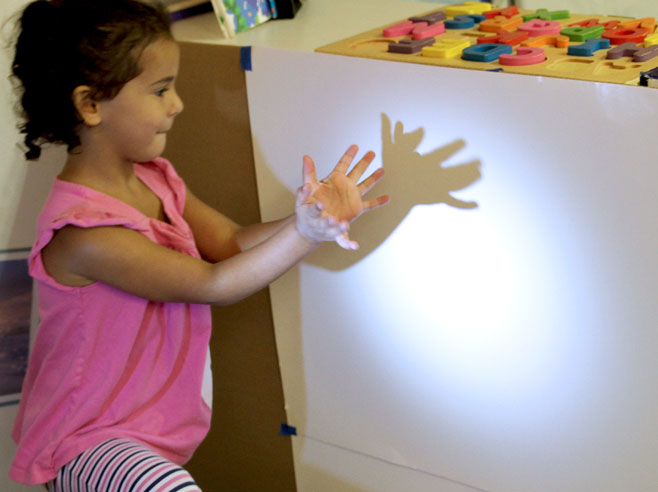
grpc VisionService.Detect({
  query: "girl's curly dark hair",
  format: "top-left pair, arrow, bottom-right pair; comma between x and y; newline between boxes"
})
11,0 -> 172,160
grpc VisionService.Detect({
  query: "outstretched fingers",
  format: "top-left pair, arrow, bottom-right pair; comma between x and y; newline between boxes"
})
362,194 -> 390,213
346,150 -> 376,182
335,232 -> 359,250
299,145 -> 389,249
357,167 -> 384,196
302,155 -> 318,186
357,167 -> 390,212
333,144 -> 359,174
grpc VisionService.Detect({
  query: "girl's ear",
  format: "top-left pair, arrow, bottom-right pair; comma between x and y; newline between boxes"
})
72,86 -> 102,126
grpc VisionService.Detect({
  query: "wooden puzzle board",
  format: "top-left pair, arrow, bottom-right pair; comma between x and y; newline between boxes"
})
316,5 -> 658,86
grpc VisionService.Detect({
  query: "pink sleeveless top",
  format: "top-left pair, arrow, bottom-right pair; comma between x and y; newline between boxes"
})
10,158 -> 212,485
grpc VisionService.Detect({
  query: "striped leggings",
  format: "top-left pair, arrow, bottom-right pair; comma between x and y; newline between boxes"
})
46,438 -> 202,492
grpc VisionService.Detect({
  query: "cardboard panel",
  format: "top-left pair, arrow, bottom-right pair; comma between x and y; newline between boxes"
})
163,42 -> 296,491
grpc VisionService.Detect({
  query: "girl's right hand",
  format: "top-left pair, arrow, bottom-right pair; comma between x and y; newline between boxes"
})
295,145 -> 390,250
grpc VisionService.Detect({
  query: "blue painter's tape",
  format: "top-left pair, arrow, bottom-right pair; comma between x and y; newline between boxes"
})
268,0 -> 278,18
280,423 -> 297,436
240,46 -> 253,71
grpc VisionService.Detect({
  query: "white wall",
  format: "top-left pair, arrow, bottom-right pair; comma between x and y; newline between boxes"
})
516,0 -> 658,18
0,0 -> 64,252
1,1 -> 62,490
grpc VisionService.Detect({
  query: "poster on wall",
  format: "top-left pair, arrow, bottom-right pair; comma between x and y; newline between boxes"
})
210,0 -> 274,38
0,249 -> 32,407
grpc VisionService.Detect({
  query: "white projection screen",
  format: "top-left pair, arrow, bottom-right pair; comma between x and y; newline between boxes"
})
245,47 -> 658,492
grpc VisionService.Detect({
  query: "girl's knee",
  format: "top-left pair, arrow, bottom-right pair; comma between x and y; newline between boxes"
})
151,466 -> 202,492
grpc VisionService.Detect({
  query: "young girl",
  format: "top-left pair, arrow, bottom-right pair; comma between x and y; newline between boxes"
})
8,0 -> 388,490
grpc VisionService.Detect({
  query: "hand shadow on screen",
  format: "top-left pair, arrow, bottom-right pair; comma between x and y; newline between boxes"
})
258,113 -> 483,271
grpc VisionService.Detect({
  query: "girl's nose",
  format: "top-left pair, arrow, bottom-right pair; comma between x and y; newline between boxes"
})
169,89 -> 184,116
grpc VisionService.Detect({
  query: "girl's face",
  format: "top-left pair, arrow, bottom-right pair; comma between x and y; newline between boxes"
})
96,38 -> 183,164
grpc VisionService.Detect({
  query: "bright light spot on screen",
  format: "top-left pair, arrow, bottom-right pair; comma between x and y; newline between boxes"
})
350,183 -> 601,427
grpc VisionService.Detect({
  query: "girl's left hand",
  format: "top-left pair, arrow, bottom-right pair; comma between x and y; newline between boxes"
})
295,145 -> 390,250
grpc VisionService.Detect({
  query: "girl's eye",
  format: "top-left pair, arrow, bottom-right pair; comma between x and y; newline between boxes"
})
155,88 -> 169,97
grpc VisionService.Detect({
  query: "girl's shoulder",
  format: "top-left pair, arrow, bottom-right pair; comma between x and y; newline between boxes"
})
137,157 -> 183,188
29,181 -> 145,289
135,157 -> 187,210
38,178 -> 140,228
40,158 -> 183,224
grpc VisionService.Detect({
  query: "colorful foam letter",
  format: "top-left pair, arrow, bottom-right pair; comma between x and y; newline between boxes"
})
422,38 -> 471,58
633,44 -> 658,62
561,25 -> 605,42
567,38 -> 611,56
606,42 -> 640,59
462,43 -> 513,62
618,17 -> 656,32
479,15 -> 524,33
568,19 -> 602,28
409,10 -> 447,25
603,28 -> 650,45
445,2 -> 492,17
484,6 -> 519,19
412,21 -> 446,40
478,30 -> 529,46
388,37 -> 436,54
645,32 -> 658,46
523,9 -> 570,22
522,34 -> 570,48
445,14 -> 485,30
499,47 -> 546,66
383,20 -> 415,37
517,20 -> 562,37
